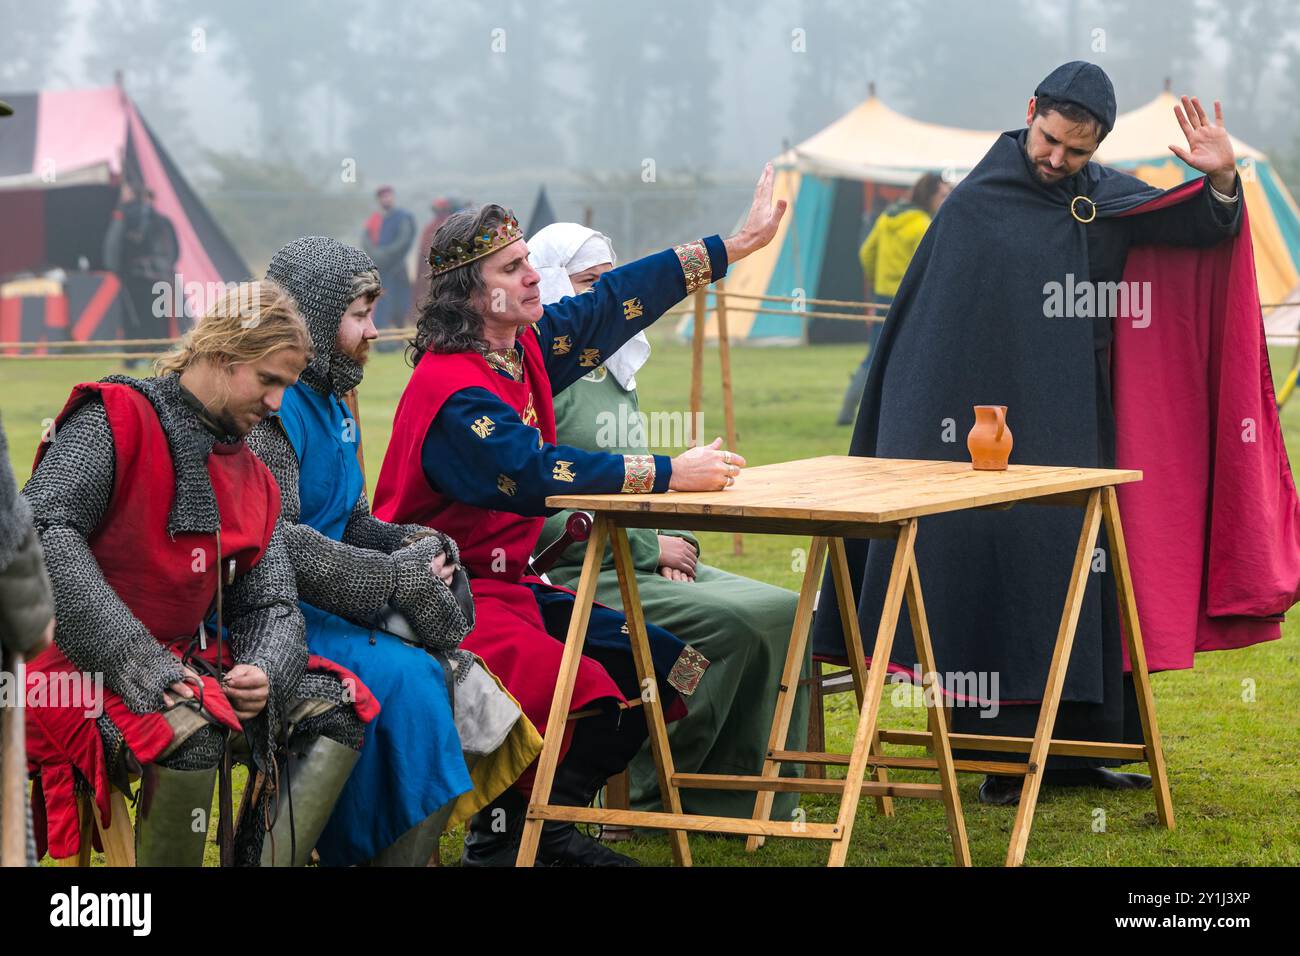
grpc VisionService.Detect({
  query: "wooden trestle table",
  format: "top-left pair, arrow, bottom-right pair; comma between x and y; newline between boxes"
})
515,456 -> 1174,867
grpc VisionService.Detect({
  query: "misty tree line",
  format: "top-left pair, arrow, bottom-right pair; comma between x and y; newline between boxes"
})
5,0 -> 1299,169
2,0 -> 1298,267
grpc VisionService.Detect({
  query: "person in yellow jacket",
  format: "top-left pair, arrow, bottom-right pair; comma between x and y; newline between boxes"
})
837,171 -> 950,425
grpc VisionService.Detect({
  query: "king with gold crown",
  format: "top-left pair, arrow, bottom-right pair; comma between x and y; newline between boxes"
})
371,165 -> 786,866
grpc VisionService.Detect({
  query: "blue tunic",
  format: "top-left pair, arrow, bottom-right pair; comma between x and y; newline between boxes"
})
276,382 -> 472,866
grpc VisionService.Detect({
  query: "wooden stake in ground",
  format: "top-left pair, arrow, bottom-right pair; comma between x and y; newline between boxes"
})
1,648 -> 27,867
690,288 -> 705,446
715,279 -> 743,555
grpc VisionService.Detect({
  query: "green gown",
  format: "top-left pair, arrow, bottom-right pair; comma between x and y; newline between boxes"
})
539,365 -> 809,820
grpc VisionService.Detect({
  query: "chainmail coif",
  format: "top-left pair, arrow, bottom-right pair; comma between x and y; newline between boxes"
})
265,237 -> 376,398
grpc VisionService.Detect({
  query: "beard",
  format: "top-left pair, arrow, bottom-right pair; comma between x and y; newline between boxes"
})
215,404 -> 259,438
342,338 -> 371,366
1022,139 -> 1077,186
1031,163 -> 1059,184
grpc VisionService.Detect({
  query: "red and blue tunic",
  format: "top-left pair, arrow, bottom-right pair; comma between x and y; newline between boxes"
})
374,239 -> 727,756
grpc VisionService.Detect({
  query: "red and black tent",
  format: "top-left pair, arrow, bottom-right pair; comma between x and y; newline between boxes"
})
0,85 -> 248,352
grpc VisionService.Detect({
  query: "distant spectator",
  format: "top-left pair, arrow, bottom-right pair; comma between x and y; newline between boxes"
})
836,171 -> 950,425
416,197 -> 469,302
102,182 -> 180,353
361,185 -> 416,334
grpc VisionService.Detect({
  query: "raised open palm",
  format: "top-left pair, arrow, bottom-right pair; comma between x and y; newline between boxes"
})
1169,95 -> 1235,181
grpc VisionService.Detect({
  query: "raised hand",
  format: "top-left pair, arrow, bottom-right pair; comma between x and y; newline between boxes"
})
1169,96 -> 1237,195
723,163 -> 789,264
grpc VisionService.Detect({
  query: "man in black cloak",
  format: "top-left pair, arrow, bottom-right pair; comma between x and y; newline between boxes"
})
812,61 -> 1244,805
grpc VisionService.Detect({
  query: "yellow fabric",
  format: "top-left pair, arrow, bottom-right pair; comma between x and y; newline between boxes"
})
1240,176 -> 1299,307
1098,92 -> 1264,165
789,95 -> 998,182
445,665 -> 543,829
859,205 -> 931,297
1,277 -> 61,298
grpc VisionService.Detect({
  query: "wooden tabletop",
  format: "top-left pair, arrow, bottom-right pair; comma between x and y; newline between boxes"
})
547,456 -> 1141,526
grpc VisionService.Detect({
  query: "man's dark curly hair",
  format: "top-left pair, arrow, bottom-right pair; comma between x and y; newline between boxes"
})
407,203 -> 517,364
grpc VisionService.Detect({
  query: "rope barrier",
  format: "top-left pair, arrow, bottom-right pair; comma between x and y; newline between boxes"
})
2,289 -> 1298,357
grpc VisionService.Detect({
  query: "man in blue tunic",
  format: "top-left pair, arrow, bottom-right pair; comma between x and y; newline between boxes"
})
247,237 -> 538,866
362,186 -> 417,333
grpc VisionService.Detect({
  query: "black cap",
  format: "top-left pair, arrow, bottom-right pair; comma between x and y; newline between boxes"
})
0,99 -> 13,117
1034,60 -> 1116,132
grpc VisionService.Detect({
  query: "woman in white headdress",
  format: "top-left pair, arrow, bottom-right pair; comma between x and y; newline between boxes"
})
529,223 -> 809,821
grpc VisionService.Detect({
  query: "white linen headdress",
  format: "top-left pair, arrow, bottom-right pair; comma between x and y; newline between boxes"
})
528,222 -> 650,390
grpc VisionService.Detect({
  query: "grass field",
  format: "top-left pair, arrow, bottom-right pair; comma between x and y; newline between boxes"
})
4,328 -> 1298,866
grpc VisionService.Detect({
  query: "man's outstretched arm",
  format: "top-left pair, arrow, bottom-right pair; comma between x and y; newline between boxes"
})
538,162 -> 787,393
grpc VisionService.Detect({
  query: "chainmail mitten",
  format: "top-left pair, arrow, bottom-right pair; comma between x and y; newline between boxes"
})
399,526 -> 461,566
392,535 -> 472,651
22,400 -> 185,713
342,490 -> 431,555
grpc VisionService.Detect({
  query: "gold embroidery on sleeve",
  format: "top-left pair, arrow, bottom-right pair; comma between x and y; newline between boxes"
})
552,334 -> 572,356
621,454 -> 656,494
673,239 -> 712,295
497,474 -> 517,497
471,416 -> 495,439
521,393 -> 539,426
552,461 -> 576,483
622,297 -> 643,321
578,348 -> 601,368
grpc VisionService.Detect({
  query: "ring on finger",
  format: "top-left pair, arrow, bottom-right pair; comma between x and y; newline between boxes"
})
722,450 -> 732,464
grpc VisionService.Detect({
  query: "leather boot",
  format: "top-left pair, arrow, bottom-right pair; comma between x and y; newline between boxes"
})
260,735 -> 359,867
135,763 -> 219,867
460,787 -> 527,867
537,764 -> 639,867
977,773 -> 1024,806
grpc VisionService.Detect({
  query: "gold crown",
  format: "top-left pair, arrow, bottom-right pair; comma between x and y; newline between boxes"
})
428,215 -> 523,277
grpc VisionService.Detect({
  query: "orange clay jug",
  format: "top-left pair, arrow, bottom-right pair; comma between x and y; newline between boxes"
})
967,405 -> 1013,471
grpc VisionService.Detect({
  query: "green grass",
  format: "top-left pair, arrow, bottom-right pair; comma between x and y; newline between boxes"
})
7,331 -> 1299,866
